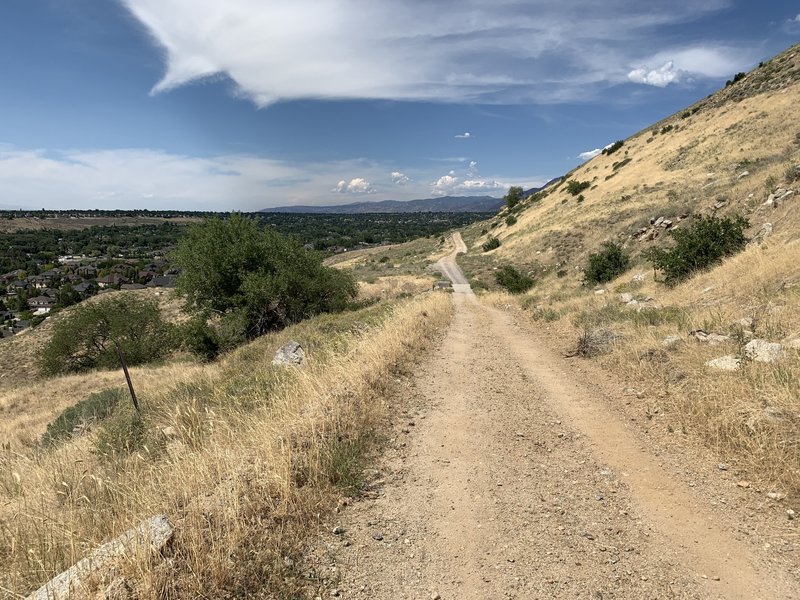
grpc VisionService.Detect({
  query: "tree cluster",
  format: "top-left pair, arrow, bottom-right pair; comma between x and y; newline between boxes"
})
173,214 -> 358,356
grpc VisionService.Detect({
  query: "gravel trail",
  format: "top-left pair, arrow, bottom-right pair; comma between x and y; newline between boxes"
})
315,234 -> 798,599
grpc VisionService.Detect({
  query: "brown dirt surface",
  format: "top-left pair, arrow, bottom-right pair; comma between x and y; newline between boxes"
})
309,235 -> 799,599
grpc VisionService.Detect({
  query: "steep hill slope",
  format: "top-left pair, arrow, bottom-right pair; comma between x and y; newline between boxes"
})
458,43 -> 800,495
475,43 -> 800,272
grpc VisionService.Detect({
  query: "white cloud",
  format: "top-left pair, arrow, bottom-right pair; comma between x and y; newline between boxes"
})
120,1 -> 743,105
432,171 -> 459,195
333,177 -> 374,194
579,148 -> 603,160
795,14 -> 800,23
431,161 -> 521,196
455,132 -> 472,139
628,45 -> 751,87
390,171 -> 411,185
628,61 -> 682,87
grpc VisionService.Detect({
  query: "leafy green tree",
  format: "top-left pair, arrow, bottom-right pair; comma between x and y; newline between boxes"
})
172,214 -> 357,344
644,214 -> 749,284
584,242 -> 631,285
504,186 -> 524,209
39,295 -> 178,375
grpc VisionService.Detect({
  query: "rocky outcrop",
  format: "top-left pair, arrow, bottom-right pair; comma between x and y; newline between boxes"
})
763,188 -> 795,208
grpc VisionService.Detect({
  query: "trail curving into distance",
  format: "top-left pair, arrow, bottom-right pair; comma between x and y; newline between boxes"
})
319,234 -> 797,599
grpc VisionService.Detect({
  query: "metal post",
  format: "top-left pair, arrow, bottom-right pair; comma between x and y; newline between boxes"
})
113,339 -> 140,414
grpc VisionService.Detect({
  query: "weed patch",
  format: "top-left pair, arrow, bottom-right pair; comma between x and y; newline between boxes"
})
41,388 -> 126,448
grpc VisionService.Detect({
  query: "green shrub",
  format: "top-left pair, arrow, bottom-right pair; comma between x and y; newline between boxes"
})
39,295 -> 178,376
504,186 -> 524,209
576,194 -> 585,203
602,141 -> 624,155
173,214 -> 357,343
644,214 -> 749,284
612,158 -> 632,170
583,242 -> 631,285
660,124 -> 674,134
482,237 -> 501,252
181,314 -> 221,361
495,266 -> 534,294
505,215 -> 518,226
41,388 -> 125,448
725,72 -> 746,87
566,180 -> 591,196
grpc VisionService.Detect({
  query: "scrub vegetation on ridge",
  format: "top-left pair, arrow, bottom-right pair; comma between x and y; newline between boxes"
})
458,42 -> 800,496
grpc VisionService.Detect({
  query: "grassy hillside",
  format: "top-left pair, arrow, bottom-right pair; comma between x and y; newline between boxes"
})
469,44 -> 800,276
1,292 -> 450,597
461,43 -> 800,493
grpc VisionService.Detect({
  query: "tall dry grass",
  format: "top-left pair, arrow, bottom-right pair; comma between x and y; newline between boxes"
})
486,229 -> 800,494
0,293 -> 451,598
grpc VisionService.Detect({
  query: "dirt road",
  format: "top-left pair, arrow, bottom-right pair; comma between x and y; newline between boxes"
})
317,234 -> 798,599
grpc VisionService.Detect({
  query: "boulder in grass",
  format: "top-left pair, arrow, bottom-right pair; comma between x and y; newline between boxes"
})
27,515 -> 173,600
272,340 -> 305,366
705,356 -> 741,371
744,339 -> 785,363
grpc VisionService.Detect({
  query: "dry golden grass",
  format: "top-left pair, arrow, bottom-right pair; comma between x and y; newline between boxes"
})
0,293 -> 451,598
483,225 -> 800,493
358,275 -> 436,300
471,46 -> 800,275
467,44 -> 800,496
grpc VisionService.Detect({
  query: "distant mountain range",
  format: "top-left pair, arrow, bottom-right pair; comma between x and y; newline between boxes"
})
262,195 -> 505,214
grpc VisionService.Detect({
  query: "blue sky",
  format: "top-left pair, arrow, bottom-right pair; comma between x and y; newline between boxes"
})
0,1 -> 798,211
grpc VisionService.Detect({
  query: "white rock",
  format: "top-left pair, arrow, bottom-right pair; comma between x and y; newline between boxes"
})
27,516 -> 173,600
662,335 -> 682,348
272,340 -> 305,366
631,273 -> 646,284
618,292 -> 634,303
744,339 -> 785,363
706,333 -> 731,345
594,289 -> 607,295
705,356 -> 741,371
